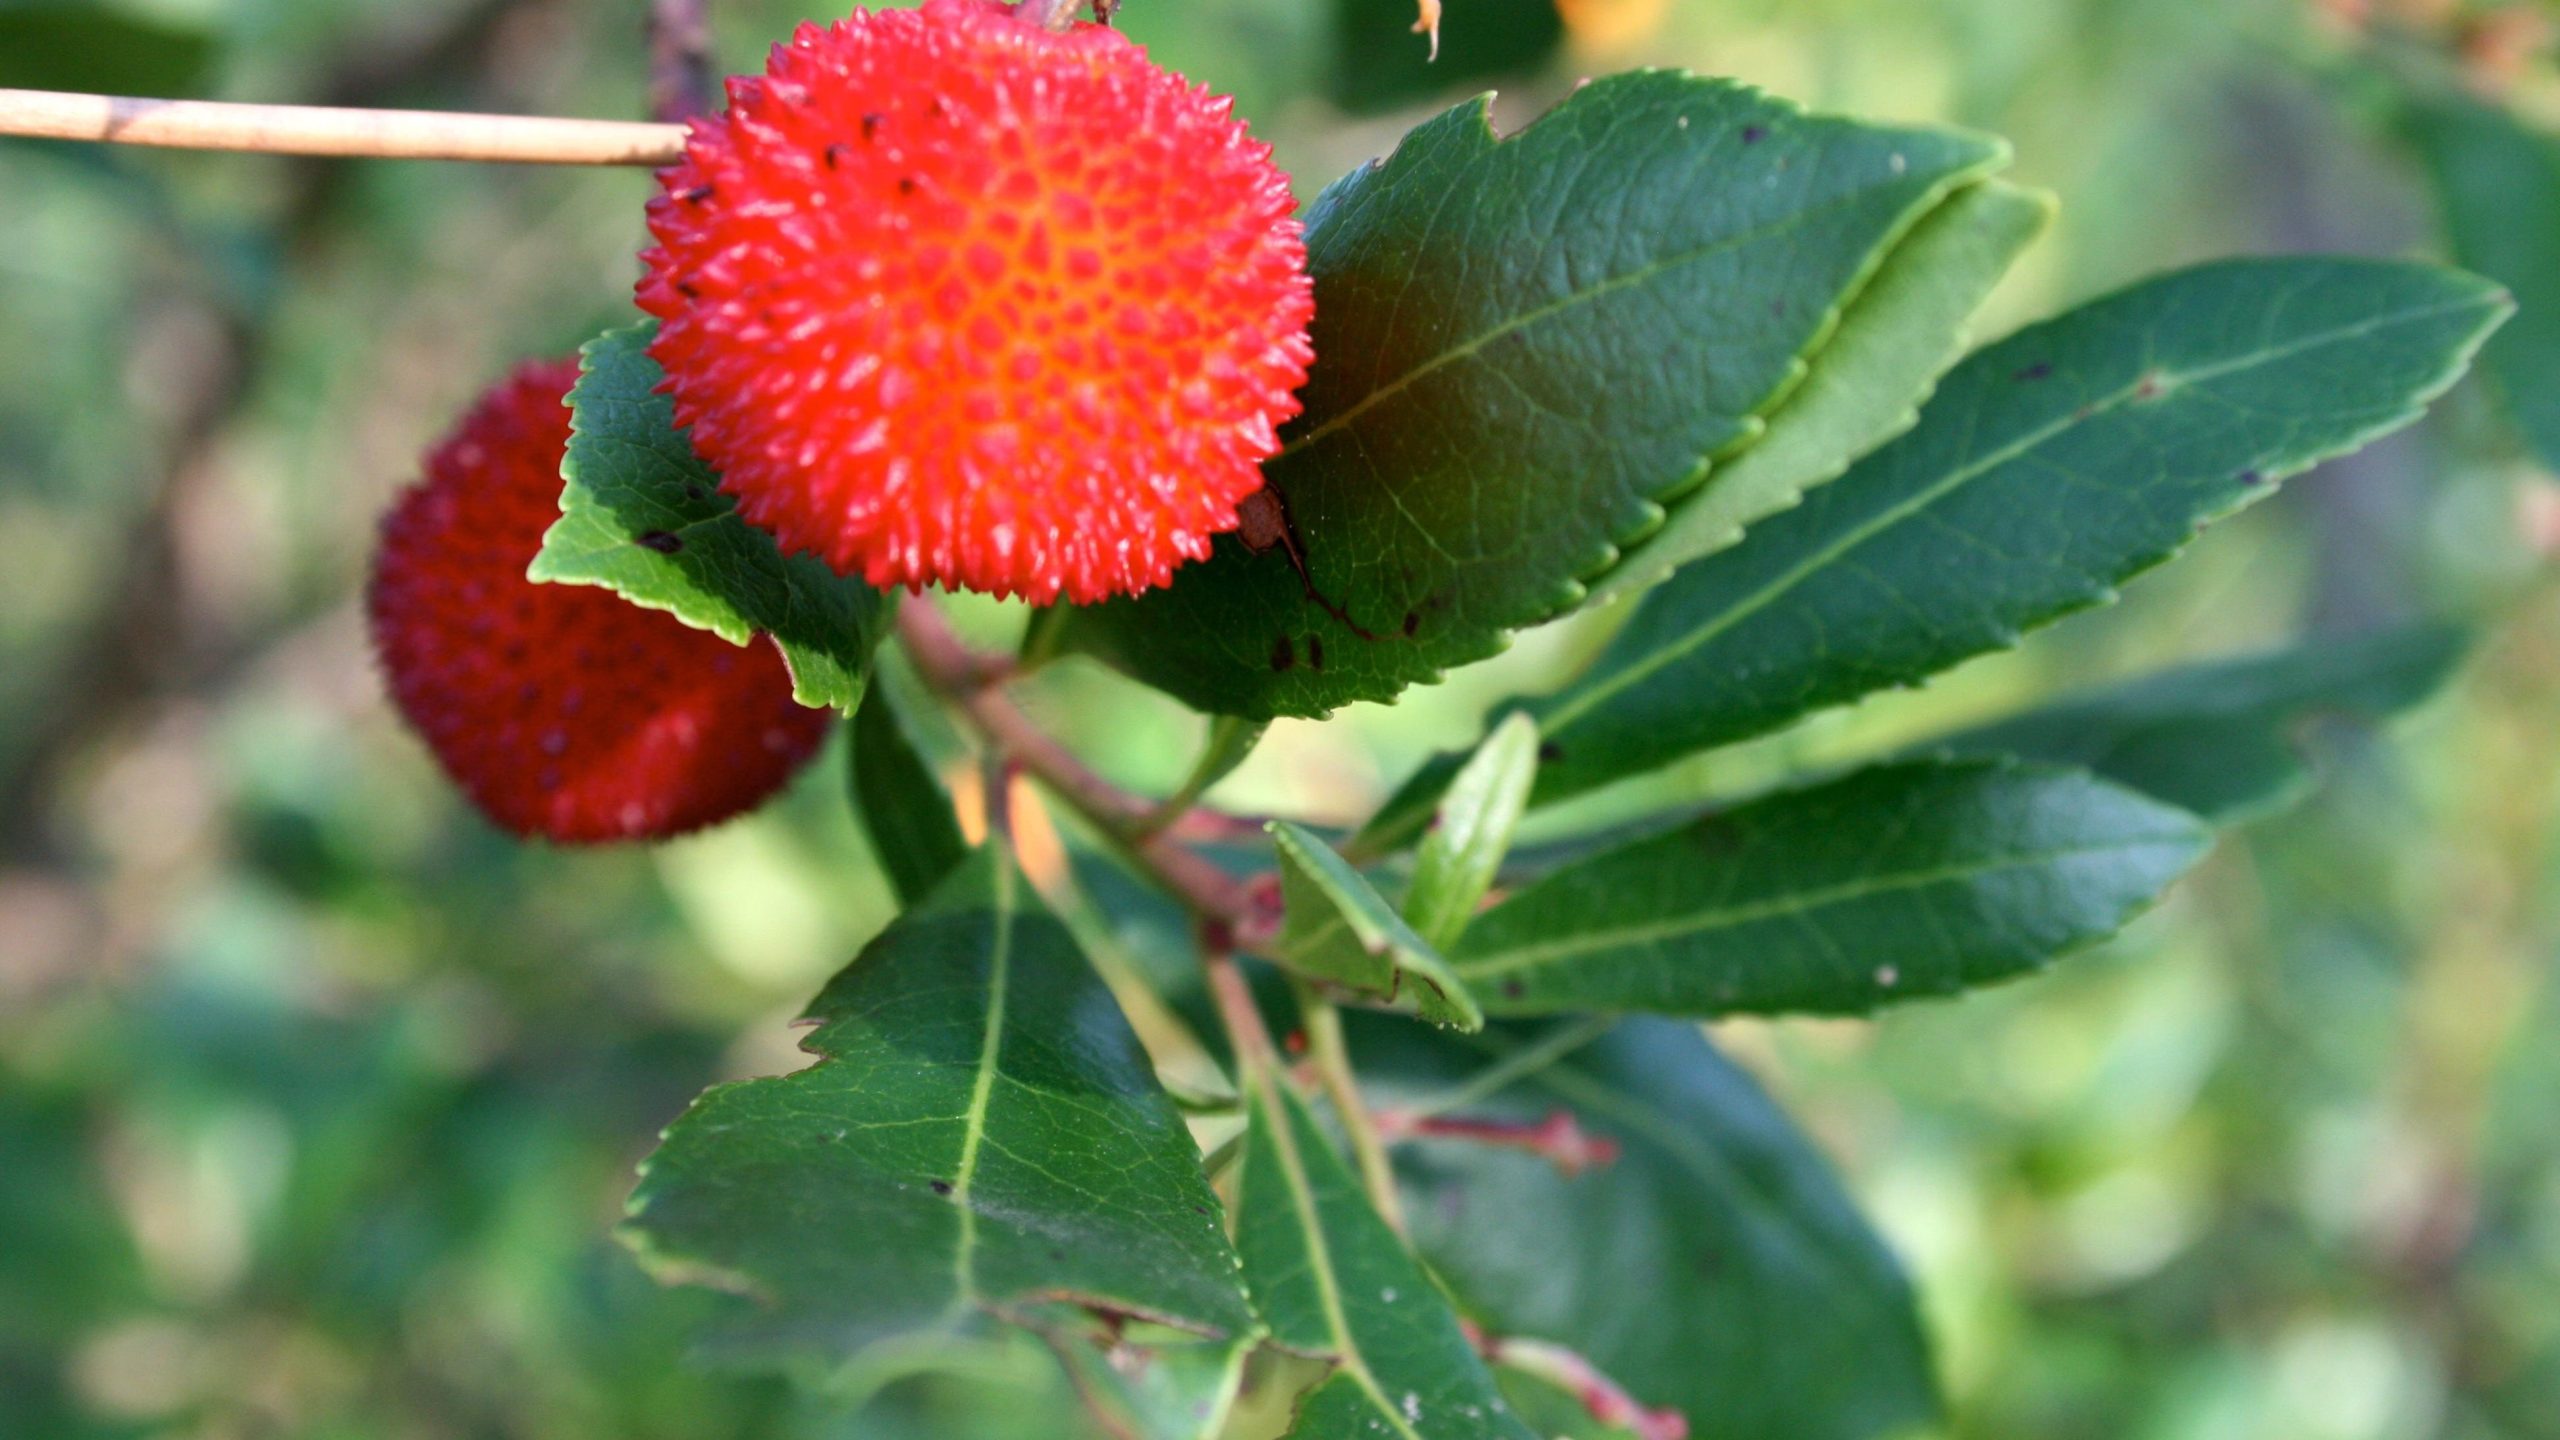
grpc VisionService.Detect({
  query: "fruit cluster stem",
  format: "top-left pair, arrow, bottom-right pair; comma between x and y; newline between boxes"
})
896,600 -> 1252,923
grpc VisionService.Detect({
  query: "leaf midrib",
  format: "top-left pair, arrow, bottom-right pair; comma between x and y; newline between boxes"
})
1451,833 -> 2186,982
1537,291 -> 2495,737
947,858 -> 1018,1308
1254,1080 -> 1430,1440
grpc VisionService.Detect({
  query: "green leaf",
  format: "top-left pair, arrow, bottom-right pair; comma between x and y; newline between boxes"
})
1271,820 -> 1484,1031
1585,178 -> 2055,608
2403,87 -> 2560,472
1449,759 -> 2210,1017
1465,256 -> 2507,819
1404,712 -> 1539,950
1059,74 -> 2009,719
620,848 -> 1254,1365
849,685 -> 971,907
1232,1079 -> 1538,1440
532,323 -> 894,711
1933,625 -> 2467,825
1352,1016 -> 1940,1440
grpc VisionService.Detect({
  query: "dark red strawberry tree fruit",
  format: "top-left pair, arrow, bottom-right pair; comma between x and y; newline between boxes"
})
0,0 -> 2512,1435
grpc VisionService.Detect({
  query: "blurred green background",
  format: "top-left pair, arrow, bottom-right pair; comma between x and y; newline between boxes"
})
6,0 -> 2560,1436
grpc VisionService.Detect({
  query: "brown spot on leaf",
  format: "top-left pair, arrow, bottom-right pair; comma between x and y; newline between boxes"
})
1270,636 -> 1296,672
636,530 -> 684,554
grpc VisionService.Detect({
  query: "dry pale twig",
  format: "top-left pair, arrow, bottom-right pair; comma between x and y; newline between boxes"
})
0,89 -> 685,165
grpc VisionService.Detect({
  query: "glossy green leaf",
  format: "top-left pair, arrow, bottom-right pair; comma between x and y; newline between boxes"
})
1934,624 -> 2467,825
1405,712 -> 1539,950
1059,74 -> 2008,719
1352,1016 -> 1939,1440
1439,257 -> 2506,821
2403,87 -> 2560,472
1585,178 -> 2055,607
1271,821 -> 1483,1031
621,848 -> 1254,1366
532,323 -> 894,711
849,685 -> 971,906
1449,759 -> 2210,1017
1232,1079 -> 1538,1440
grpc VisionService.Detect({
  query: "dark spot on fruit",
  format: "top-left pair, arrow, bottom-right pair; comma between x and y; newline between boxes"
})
683,185 -> 714,204
861,112 -> 884,139
1307,635 -> 1326,671
897,176 -> 919,197
2014,361 -> 2052,382
1742,125 -> 1767,144
1402,610 -> 1420,637
1270,636 -> 1295,671
824,143 -> 848,169
636,530 -> 684,554
675,281 -> 700,300
929,1179 -> 953,1196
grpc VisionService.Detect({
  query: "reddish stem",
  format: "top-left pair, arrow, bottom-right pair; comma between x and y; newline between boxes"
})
1377,1107 -> 1622,1178
1466,1328 -> 1688,1440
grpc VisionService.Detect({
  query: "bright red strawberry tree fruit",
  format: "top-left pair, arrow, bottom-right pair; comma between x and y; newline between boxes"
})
2,0 -> 2515,1435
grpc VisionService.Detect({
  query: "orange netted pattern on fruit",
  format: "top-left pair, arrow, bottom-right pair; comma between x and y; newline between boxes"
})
368,358 -> 832,843
637,0 -> 1314,604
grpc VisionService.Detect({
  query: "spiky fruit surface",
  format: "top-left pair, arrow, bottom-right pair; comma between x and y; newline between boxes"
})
637,0 -> 1314,604
369,358 -> 832,844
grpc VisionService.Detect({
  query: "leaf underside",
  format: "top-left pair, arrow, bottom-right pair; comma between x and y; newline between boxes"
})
1449,758 -> 2211,1017
533,323 -> 893,712
1271,820 -> 1485,1031
620,849 -> 1253,1367
1058,71 -> 2008,719
1584,176 -> 2055,607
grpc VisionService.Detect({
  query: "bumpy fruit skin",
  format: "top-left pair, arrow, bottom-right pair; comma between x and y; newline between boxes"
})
637,0 -> 1314,604
368,358 -> 832,844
